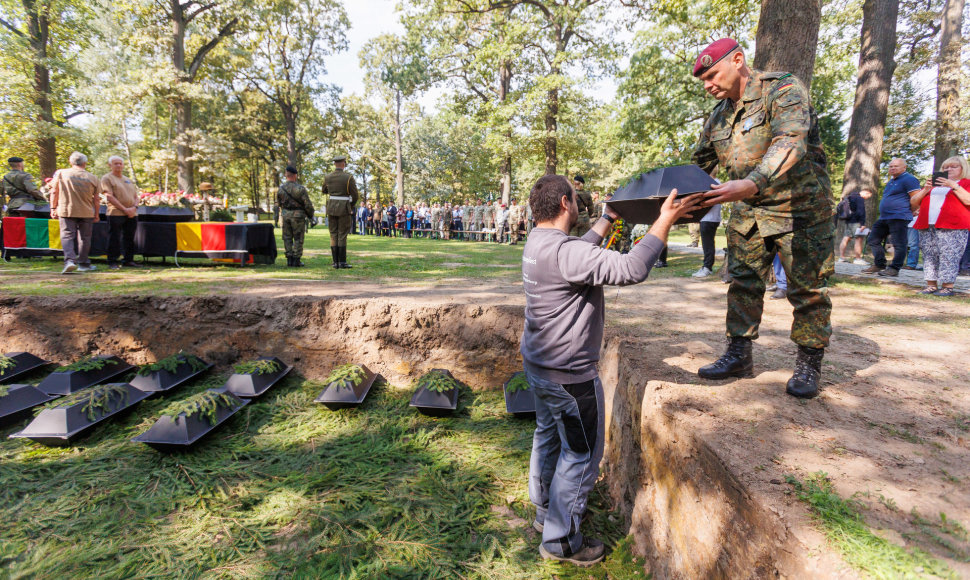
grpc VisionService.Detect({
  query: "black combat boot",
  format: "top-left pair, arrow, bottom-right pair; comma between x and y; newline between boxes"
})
786,346 -> 824,399
339,246 -> 352,269
286,256 -> 294,267
295,256 -> 305,267
698,337 -> 753,379
331,247 -> 339,269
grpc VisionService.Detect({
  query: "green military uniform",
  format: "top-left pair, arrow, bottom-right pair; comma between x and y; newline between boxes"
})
323,159 -> 359,268
2,169 -> 44,214
276,180 -> 314,266
569,190 -> 593,237
692,70 -> 834,349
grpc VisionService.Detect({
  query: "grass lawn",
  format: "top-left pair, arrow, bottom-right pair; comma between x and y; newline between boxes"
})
0,222 -> 709,296
1,371 -> 646,579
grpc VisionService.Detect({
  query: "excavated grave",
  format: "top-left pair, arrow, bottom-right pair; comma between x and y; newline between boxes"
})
1,290 -> 967,578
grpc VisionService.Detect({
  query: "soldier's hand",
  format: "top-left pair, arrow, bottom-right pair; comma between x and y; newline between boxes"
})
701,179 -> 758,206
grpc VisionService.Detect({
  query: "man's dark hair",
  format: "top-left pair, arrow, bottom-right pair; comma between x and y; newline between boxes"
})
529,175 -> 574,223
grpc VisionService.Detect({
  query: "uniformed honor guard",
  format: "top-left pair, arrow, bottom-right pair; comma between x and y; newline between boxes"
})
569,175 -> 593,237
691,39 -> 834,399
2,156 -> 45,214
322,155 -> 359,268
277,166 -> 314,267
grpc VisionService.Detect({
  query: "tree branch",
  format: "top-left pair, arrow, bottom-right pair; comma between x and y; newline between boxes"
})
184,2 -> 220,23
0,16 -> 26,37
187,17 -> 237,80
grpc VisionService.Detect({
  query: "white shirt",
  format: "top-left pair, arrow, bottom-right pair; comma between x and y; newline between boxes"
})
928,187 -> 949,226
700,204 -> 722,223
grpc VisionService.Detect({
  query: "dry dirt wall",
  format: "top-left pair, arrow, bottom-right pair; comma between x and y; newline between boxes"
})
600,339 -> 811,579
0,295 -> 525,388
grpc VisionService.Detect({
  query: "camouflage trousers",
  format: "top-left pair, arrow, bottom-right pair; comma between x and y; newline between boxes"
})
726,220 -> 835,349
281,212 -> 306,259
569,213 -> 591,237
329,214 -> 352,247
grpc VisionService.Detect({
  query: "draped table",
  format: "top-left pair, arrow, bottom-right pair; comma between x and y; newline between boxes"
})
2,218 -> 277,265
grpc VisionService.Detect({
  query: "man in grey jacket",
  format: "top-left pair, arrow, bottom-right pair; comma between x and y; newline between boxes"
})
521,174 -> 700,566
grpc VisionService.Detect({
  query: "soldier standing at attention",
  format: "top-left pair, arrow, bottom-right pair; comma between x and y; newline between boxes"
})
508,199 -> 523,245
569,175 -> 593,237
691,39 -> 834,399
483,200 -> 495,242
277,166 -> 314,267
322,155 -> 359,269
2,156 -> 45,214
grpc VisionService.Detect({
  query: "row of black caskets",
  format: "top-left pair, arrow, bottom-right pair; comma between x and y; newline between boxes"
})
0,351 -> 536,451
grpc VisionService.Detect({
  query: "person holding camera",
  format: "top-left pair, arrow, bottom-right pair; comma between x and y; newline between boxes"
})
910,156 -> 970,296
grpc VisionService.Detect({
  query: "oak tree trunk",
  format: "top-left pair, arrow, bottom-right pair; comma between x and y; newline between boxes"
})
394,90 -> 405,207
933,0 -> 964,170
753,0 -> 823,88
544,85 -> 559,175
23,0 -> 56,177
499,58 -> 513,204
175,100 -> 194,193
841,0 -> 900,221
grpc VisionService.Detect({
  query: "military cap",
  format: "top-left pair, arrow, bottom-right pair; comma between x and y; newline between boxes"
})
198,182 -> 215,191
333,155 -> 347,163
573,174 -> 585,184
285,165 -> 298,174
8,156 -> 23,163
693,38 -> 740,77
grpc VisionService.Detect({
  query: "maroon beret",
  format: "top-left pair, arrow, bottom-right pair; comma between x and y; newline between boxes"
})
693,38 -> 740,77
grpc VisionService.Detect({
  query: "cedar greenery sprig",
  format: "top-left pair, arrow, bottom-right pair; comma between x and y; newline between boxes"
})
324,364 -> 367,390
505,373 -> 531,393
51,384 -> 129,421
233,359 -> 282,375
0,355 -> 16,376
161,390 -> 238,426
56,355 -> 118,373
412,370 -> 459,394
0,385 -> 9,398
137,352 -> 207,376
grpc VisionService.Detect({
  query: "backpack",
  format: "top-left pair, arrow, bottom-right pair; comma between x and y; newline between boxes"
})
836,197 -> 853,220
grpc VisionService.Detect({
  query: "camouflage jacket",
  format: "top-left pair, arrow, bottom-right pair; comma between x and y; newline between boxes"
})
322,169 -> 358,217
575,190 -> 593,215
277,181 -> 314,216
2,170 -> 43,208
692,69 -> 832,237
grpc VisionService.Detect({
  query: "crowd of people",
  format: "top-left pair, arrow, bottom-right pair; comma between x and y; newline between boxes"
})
836,156 -> 970,297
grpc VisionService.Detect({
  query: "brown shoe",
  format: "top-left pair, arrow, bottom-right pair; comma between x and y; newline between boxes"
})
539,537 -> 605,567
861,265 -> 883,274
877,267 -> 899,277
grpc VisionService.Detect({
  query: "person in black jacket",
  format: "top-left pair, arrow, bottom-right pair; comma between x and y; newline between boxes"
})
836,189 -> 871,265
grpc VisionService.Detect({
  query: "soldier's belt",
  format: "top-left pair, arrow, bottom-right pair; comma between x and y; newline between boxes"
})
329,196 -> 352,201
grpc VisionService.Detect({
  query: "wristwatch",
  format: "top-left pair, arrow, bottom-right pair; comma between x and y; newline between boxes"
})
603,214 -> 616,224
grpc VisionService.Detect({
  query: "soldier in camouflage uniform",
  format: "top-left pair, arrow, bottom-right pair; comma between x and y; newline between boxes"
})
277,166 -> 314,267
323,156 -> 359,269
507,199 -> 524,244
483,201 -> 495,242
691,39 -> 834,399
2,156 -> 45,214
568,175 -> 593,237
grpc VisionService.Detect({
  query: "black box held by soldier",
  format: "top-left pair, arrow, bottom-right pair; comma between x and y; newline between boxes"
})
606,164 -> 717,225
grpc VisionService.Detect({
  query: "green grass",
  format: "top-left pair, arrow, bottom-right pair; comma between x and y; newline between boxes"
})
1,371 -> 646,579
786,472 -> 957,579
0,226 -> 526,296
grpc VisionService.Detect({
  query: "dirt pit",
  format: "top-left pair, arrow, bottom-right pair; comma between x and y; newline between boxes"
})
1,281 -> 968,579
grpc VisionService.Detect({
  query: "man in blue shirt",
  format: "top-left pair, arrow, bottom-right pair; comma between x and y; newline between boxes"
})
863,158 -> 921,276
